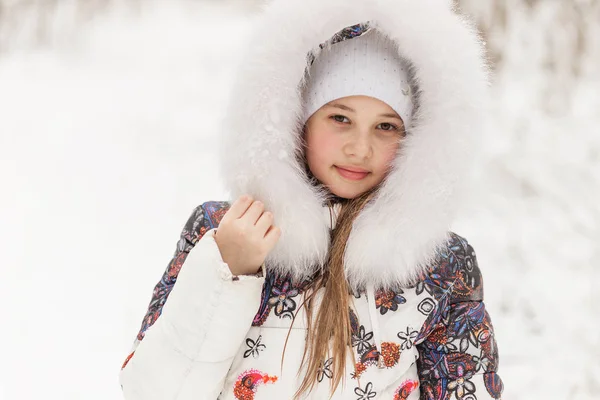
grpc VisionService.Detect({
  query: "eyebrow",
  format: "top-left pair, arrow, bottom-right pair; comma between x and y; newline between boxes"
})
327,103 -> 403,121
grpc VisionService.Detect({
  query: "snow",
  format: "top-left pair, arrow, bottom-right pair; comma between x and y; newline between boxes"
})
0,1 -> 598,399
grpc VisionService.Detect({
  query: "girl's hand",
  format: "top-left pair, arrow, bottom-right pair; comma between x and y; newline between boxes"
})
214,195 -> 281,276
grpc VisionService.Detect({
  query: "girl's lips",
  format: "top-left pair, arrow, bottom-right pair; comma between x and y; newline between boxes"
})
335,166 -> 370,181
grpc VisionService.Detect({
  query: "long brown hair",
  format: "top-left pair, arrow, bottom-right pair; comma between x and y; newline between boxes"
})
291,188 -> 377,399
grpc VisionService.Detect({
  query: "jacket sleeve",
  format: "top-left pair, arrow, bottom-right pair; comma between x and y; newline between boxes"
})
416,236 -> 504,400
119,203 -> 266,400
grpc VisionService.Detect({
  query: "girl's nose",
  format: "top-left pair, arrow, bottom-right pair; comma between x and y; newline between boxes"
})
344,132 -> 373,159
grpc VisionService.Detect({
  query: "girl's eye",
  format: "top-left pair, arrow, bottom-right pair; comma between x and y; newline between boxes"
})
378,122 -> 399,131
330,115 -> 350,124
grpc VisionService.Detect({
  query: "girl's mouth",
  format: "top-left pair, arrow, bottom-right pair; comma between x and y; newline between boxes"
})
335,166 -> 370,181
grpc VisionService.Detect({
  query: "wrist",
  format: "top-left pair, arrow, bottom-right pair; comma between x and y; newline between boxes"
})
232,264 -> 265,281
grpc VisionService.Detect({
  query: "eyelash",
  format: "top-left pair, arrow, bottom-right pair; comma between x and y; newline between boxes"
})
329,115 -> 400,132
331,115 -> 350,124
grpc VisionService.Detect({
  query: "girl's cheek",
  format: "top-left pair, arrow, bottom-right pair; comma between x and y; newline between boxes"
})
380,142 -> 400,170
312,130 -> 341,157
305,131 -> 336,172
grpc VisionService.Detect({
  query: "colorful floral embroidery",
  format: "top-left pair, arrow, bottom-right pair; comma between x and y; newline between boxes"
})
420,379 -> 449,400
307,23 -> 371,66
352,325 -> 374,354
207,204 -> 228,227
375,288 -> 406,315
415,279 -> 434,296
352,341 -> 401,379
484,372 -> 504,399
133,202 -> 223,342
447,365 -> 476,399
417,297 -> 436,316
354,381 -> 377,400
327,23 -> 371,47
253,271 -> 309,326
243,335 -> 266,359
166,251 -> 188,280
449,302 -> 488,353
415,233 -> 503,399
394,380 -> 419,400
253,273 -> 276,326
121,351 -> 135,370
472,350 -> 491,373
379,342 -> 401,368
317,357 -> 333,382
233,369 -> 278,400
349,307 -> 360,336
352,345 -> 379,379
397,327 -> 419,350
268,281 -> 299,317
122,199 -> 503,399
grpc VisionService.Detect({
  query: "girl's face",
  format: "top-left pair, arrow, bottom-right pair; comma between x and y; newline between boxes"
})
304,95 -> 405,199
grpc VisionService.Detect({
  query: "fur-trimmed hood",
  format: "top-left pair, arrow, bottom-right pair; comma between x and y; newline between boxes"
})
217,0 -> 489,291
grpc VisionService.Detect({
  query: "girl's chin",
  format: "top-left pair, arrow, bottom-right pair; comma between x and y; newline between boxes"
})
327,183 -> 370,199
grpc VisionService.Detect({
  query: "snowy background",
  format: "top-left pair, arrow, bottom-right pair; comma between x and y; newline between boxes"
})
0,0 -> 598,399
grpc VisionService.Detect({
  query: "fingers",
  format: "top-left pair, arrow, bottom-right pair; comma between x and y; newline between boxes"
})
242,200 -> 265,225
224,196 -> 278,240
264,225 -> 281,249
222,195 -> 253,221
255,211 -> 274,236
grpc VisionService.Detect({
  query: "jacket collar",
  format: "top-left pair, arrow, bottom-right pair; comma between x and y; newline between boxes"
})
218,0 -> 489,291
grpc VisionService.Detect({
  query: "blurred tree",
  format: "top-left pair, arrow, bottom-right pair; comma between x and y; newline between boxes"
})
458,0 -> 600,113
0,0 -> 142,52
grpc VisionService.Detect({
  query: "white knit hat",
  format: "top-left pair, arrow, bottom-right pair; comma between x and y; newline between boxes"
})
301,29 -> 414,125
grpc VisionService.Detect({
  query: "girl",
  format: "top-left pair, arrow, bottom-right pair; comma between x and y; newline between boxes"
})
119,0 -> 503,399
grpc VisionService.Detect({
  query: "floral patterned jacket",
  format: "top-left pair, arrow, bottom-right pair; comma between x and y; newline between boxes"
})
119,201 -> 503,399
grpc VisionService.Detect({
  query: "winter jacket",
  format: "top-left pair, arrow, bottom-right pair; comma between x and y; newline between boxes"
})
120,0 -> 503,398
119,201 -> 502,399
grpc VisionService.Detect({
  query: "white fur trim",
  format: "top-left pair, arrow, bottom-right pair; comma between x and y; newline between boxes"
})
218,0 -> 490,290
